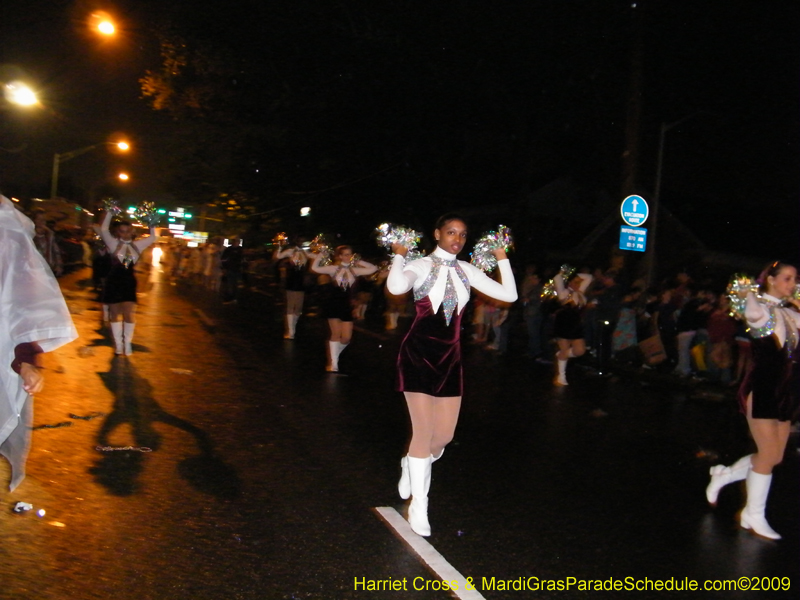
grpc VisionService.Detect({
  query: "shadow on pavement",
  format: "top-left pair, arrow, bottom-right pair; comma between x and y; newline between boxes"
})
91,356 -> 241,499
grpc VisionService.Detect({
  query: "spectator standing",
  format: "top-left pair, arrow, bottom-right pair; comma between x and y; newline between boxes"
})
673,286 -> 713,377
653,288 -> 678,367
520,265 -> 544,358
592,270 -> 624,369
221,238 -> 245,304
31,210 -> 63,277
203,240 -> 223,291
1,195 -> 78,491
612,286 -> 642,357
706,295 -> 738,384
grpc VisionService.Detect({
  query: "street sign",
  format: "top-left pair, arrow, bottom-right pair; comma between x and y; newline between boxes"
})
620,194 -> 649,226
619,226 -> 647,252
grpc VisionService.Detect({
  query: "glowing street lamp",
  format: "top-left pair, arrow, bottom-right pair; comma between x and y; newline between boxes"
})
90,12 -> 117,36
97,20 -> 115,36
118,172 -> 130,181
50,140 -> 130,199
3,81 -> 38,107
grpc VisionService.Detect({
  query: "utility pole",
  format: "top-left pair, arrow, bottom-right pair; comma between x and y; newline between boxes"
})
620,3 -> 644,198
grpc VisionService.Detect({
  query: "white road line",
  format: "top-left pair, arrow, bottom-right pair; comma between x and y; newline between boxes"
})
374,507 -> 486,600
193,308 -> 216,328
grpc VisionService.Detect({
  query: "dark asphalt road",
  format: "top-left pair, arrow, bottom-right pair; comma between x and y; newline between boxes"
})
1,265 -> 797,600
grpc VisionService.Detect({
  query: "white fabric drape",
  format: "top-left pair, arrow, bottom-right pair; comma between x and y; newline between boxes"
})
1,196 -> 78,490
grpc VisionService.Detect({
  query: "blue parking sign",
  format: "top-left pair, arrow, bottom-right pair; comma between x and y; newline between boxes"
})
620,195 -> 649,226
619,226 -> 647,252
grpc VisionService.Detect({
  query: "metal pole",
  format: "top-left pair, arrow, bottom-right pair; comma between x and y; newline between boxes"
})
48,142 -> 122,200
646,123 -> 666,287
50,153 -> 61,199
645,112 -> 704,287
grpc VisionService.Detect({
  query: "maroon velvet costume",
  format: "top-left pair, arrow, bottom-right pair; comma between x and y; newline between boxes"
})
102,255 -> 138,305
397,296 -> 464,397
738,336 -> 799,421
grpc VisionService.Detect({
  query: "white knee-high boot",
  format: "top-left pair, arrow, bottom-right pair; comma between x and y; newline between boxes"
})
407,455 -> 432,536
706,454 -> 751,506
555,358 -> 568,386
327,341 -> 340,372
123,322 -> 135,356
110,321 -> 124,355
398,455 -> 410,500
401,449 -> 444,500
740,471 -> 781,540
285,314 -> 296,339
335,342 -> 348,370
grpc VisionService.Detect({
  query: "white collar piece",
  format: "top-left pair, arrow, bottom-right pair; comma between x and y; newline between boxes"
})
417,247 -> 471,321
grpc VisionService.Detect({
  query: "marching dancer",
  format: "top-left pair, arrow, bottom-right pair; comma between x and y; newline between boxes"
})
706,261 -> 799,539
274,235 -> 309,339
99,209 -> 157,355
310,246 -> 377,372
552,268 -> 593,385
387,214 -> 517,536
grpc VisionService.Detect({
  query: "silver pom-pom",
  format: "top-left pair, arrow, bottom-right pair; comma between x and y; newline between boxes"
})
726,273 -> 757,319
470,225 -> 514,272
793,283 -> 800,301
374,222 -> 424,264
103,198 -> 122,216
133,202 -> 160,228
310,234 -> 332,266
374,223 -> 422,253
559,263 -> 576,281
541,279 -> 558,301
404,249 -> 424,263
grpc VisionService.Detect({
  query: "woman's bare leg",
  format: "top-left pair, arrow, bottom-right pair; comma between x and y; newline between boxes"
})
569,338 -> 586,357
339,321 -> 353,346
405,392 -> 462,458
328,319 -> 342,342
121,301 -> 136,323
109,303 -> 123,322
747,395 -> 790,473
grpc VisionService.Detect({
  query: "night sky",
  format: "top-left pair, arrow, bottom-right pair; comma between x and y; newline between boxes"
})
2,0 -> 798,265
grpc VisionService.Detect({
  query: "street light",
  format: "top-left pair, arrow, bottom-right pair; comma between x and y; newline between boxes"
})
50,141 -> 130,200
97,20 -> 115,35
90,12 -> 116,36
3,81 -> 38,107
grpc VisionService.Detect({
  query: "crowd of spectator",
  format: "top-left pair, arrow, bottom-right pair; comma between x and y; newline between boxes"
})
482,261 -> 750,387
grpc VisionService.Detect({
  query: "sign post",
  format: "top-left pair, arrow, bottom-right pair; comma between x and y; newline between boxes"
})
619,195 -> 649,253
619,226 -> 647,252
620,194 -> 649,227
